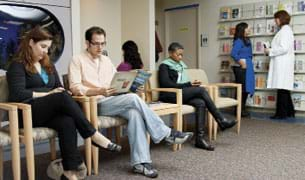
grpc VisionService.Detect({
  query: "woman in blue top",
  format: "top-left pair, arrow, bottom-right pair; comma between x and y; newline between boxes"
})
231,22 -> 255,117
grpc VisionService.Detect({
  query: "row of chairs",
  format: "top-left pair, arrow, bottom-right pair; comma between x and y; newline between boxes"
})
0,68 -> 241,179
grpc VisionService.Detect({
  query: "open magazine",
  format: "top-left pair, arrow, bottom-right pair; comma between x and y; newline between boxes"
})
110,70 -> 151,94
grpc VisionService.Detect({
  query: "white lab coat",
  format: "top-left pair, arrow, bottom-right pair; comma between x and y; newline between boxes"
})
267,25 -> 295,90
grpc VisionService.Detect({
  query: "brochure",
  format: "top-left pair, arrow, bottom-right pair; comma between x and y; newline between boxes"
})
129,70 -> 152,93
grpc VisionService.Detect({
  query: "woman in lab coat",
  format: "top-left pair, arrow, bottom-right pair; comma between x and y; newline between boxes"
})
264,10 -> 295,119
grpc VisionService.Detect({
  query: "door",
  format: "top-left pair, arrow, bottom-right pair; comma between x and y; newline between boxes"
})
165,5 -> 199,68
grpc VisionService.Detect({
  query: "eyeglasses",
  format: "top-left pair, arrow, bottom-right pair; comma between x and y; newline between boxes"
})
90,41 -> 107,47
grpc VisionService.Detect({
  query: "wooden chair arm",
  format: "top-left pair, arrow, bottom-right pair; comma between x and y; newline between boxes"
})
210,83 -> 242,88
211,83 -> 242,101
147,88 -> 181,93
146,88 -> 182,105
72,96 -> 91,123
72,95 -> 89,103
0,103 -> 18,111
200,84 -> 216,94
9,103 -> 31,110
0,103 -> 19,128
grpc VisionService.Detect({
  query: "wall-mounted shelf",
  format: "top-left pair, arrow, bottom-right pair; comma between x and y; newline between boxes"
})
219,33 -> 305,39
219,12 -> 305,23
218,1 -> 305,113
295,51 -> 305,54
219,16 -> 274,23
247,105 -> 275,109
254,70 -> 269,73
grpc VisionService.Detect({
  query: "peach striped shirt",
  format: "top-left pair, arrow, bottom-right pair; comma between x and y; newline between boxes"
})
68,51 -> 116,96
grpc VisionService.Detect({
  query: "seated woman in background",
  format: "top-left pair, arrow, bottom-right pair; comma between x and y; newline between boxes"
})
6,26 -> 121,180
158,42 -> 237,151
117,40 -> 143,71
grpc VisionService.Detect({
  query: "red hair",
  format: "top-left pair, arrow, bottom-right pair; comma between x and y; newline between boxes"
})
17,26 -> 54,74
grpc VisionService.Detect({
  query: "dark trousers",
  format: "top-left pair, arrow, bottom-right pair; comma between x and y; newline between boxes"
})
275,89 -> 295,117
160,87 -> 223,133
23,91 -> 96,170
232,66 -> 248,111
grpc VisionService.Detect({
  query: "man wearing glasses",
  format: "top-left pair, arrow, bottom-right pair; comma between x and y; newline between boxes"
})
68,26 -> 192,178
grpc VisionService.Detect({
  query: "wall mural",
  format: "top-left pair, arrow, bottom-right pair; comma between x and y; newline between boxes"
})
0,4 -> 64,70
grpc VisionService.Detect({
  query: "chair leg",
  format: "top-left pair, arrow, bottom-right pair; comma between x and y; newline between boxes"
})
213,119 -> 218,141
182,115 -> 187,132
11,145 -> 20,180
172,112 -> 179,151
84,138 -> 91,175
236,104 -> 242,134
0,147 -> 3,180
178,111 -> 183,150
146,133 -> 151,145
49,138 -> 56,161
92,143 -> 99,175
8,109 -> 21,180
106,128 -> 112,140
208,113 -> 213,142
24,138 -> 35,180
22,109 -> 35,180
115,127 -> 121,145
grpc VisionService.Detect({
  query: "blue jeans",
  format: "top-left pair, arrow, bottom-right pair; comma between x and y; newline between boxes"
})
97,93 -> 171,166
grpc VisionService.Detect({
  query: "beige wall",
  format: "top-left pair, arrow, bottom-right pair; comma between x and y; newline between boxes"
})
71,0 -> 81,55
155,0 -> 165,66
121,0 -> 155,70
156,0 -> 275,83
73,0 -> 155,69
79,0 -> 122,66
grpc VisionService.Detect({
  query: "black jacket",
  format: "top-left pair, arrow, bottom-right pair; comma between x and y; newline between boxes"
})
158,64 -> 192,102
6,61 -> 62,103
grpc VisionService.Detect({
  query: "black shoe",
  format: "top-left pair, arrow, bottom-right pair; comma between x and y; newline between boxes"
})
92,141 -> 122,152
164,129 -> 193,145
217,118 -> 237,131
287,111 -> 295,118
195,138 -> 215,151
133,163 -> 158,178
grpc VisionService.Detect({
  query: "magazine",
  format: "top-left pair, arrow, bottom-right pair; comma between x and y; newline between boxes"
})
110,70 -> 151,94
231,6 -> 241,19
242,3 -> 254,19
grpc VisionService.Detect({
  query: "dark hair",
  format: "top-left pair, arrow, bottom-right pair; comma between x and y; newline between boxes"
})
122,40 -> 143,69
168,42 -> 184,52
234,22 -> 250,46
17,26 -> 54,74
274,10 -> 291,27
85,26 -> 106,42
